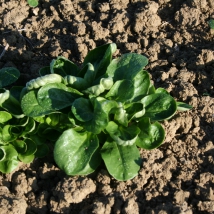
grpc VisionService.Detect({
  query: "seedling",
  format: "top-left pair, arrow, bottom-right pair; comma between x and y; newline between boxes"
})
209,19 -> 214,34
27,0 -> 38,7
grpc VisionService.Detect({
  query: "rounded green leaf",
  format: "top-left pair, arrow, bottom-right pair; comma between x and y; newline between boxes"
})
0,145 -> 19,173
136,118 -> 165,150
101,140 -> 142,181
21,90 -> 54,117
54,129 -> 100,175
107,53 -> 148,81
27,0 -> 38,7
72,98 -> 94,122
37,83 -> 80,111
83,43 -> 117,79
0,67 -> 20,88
12,140 -> 26,154
18,154 -> 34,163
141,93 -> 177,121
0,111 -> 12,123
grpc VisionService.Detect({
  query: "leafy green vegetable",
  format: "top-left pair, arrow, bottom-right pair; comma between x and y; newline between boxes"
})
0,43 -> 192,179
0,67 -> 20,88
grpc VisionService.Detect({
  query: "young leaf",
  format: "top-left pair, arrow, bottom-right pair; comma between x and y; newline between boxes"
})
107,53 -> 148,81
101,139 -> 142,181
83,43 -> 117,79
105,80 -> 134,103
54,129 -> 100,175
27,0 -> 38,7
64,75 -> 89,90
141,93 -> 177,121
105,121 -> 140,146
0,111 -> 12,123
209,19 -> 214,30
131,70 -> 150,102
0,145 -> 19,173
176,102 -> 192,111
72,98 -> 94,122
50,56 -> 80,76
83,77 -> 113,96
0,67 -> 20,88
0,89 -> 23,117
136,118 -> 165,150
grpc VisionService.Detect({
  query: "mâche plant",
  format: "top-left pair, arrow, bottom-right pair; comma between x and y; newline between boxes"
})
0,67 -> 49,173
20,43 -> 192,180
0,44 -> 192,180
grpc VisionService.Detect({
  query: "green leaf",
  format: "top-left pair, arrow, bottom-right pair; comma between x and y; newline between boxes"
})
50,56 -> 80,76
141,93 -> 177,121
155,88 -> 169,94
83,77 -> 113,96
37,83 -> 79,111
72,98 -> 94,122
12,140 -> 26,154
176,102 -> 192,111
26,74 -> 63,90
18,154 -> 34,164
0,89 -> 23,117
21,90 -> 56,117
148,83 -> 156,95
72,97 -> 114,134
107,53 -> 148,81
0,145 -> 19,173
0,111 -> 12,123
64,75 -> 89,90
0,67 -> 20,88
113,102 -> 128,127
10,86 -> 24,102
45,112 -> 71,128
83,63 -> 96,84
209,19 -> 214,29
21,117 -> 36,136
27,0 -> 38,7
136,118 -> 165,150
19,138 -> 37,156
2,125 -> 20,142
131,70 -> 150,102
54,129 -> 100,175
105,121 -> 140,146
83,43 -> 117,79
125,103 -> 145,121
105,80 -> 134,103
101,139 -> 142,181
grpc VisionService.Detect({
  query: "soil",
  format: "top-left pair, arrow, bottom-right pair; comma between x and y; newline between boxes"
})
0,0 -> 214,213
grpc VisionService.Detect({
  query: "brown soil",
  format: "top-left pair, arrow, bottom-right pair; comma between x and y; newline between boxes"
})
0,0 -> 214,213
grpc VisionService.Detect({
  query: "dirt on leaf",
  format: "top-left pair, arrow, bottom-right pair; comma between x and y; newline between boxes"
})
0,0 -> 214,213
